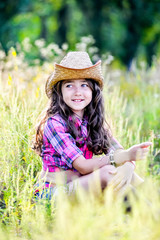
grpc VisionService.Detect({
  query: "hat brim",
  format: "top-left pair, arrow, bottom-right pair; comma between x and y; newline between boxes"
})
45,60 -> 103,98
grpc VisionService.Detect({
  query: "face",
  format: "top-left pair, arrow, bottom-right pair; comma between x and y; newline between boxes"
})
61,79 -> 92,118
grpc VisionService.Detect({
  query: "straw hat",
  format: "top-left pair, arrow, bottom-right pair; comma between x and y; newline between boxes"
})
45,51 -> 104,98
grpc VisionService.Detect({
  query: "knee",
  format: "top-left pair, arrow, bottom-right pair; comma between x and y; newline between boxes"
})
99,165 -> 116,188
100,165 -> 116,175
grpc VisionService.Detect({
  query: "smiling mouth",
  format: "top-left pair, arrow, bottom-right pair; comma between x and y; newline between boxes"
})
72,99 -> 84,102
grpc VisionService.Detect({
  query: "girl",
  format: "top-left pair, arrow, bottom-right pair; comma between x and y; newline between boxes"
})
33,51 -> 152,199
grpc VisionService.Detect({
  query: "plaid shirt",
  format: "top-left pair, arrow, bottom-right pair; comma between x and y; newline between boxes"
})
41,114 -> 93,172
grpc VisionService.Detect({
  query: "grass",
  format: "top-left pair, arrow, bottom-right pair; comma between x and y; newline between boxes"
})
0,48 -> 160,239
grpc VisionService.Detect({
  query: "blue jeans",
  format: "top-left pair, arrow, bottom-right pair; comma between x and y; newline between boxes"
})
34,182 -> 69,201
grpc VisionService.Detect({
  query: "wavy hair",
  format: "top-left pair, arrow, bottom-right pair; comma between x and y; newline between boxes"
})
32,79 -> 112,156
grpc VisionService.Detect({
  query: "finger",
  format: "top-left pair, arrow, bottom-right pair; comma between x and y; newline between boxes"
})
109,177 -> 119,188
109,176 -> 118,187
115,180 -> 126,191
117,185 -> 127,197
138,148 -> 149,160
115,176 -> 131,191
136,148 -> 148,160
136,148 -> 142,160
111,176 -> 123,188
142,148 -> 149,153
140,142 -> 152,148
126,176 -> 132,186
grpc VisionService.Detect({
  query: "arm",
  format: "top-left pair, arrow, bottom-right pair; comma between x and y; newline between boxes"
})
114,141 -> 152,165
108,162 -> 135,192
108,163 -> 144,195
73,141 -> 152,175
72,135 -> 123,174
46,118 -> 151,177
73,155 -> 110,175
45,118 -> 118,175
108,142 -> 152,193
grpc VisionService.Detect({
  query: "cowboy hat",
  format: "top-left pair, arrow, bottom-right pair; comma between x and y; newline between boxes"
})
45,51 -> 104,98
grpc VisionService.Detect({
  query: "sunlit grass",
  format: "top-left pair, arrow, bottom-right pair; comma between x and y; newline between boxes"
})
0,180 -> 160,240
0,47 -> 160,239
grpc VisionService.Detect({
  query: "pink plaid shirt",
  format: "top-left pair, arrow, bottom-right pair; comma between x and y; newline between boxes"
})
41,113 -> 125,174
41,114 -> 93,172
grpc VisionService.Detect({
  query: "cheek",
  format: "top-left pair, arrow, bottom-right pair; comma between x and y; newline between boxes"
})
88,90 -> 92,101
61,88 -> 68,99
61,90 -> 67,104
61,89 -> 73,105
62,93 -> 69,104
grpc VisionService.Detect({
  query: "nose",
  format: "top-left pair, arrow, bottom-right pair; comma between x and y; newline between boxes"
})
74,86 -> 82,95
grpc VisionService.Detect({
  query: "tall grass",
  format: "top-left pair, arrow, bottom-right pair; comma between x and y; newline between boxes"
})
0,47 -> 160,239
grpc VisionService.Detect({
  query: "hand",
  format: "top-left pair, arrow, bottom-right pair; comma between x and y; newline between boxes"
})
114,142 -> 152,165
131,172 -> 144,187
108,162 -> 135,192
126,141 -> 152,161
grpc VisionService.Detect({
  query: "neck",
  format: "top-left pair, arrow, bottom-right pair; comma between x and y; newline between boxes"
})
74,113 -> 83,120
72,110 -> 84,119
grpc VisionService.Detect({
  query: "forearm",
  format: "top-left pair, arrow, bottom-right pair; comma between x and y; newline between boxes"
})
114,149 -> 130,165
74,149 -> 131,175
73,155 -> 110,175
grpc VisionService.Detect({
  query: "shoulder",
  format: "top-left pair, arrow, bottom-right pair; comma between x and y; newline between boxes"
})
49,114 -> 66,124
45,114 -> 67,131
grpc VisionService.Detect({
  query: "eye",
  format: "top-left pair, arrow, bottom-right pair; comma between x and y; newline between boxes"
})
66,84 -> 72,88
81,83 -> 89,87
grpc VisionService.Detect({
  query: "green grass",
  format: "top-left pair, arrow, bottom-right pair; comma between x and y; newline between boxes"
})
0,49 -> 160,239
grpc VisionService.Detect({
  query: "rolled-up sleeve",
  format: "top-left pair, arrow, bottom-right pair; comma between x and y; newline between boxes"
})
110,136 -> 124,150
44,117 -> 83,168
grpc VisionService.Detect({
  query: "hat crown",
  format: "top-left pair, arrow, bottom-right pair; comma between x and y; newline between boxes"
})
59,51 -> 93,69
45,51 -> 104,98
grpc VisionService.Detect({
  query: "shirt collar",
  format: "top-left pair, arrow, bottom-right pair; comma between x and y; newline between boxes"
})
68,115 -> 88,127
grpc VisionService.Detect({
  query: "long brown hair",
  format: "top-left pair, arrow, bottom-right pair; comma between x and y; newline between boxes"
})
32,79 -> 111,155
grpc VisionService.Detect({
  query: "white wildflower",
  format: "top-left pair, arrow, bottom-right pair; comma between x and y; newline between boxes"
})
76,42 -> 87,51
92,54 -> 100,62
62,43 -> 68,51
81,35 -> 95,45
104,55 -> 114,65
22,37 -> 32,52
35,39 -> 45,48
88,47 -> 98,55
40,48 -> 48,58
47,43 -> 62,55
154,93 -> 159,99
0,50 -> 5,59
111,70 -> 121,78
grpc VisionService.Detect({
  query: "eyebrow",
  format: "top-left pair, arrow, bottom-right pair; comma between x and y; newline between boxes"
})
63,79 -> 88,84
63,80 -> 73,84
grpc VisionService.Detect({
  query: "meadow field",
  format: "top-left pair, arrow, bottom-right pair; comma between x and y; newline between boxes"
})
0,45 -> 160,240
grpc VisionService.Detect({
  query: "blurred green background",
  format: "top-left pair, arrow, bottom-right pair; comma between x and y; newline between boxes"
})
1,0 -> 160,67
0,1 -> 160,237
